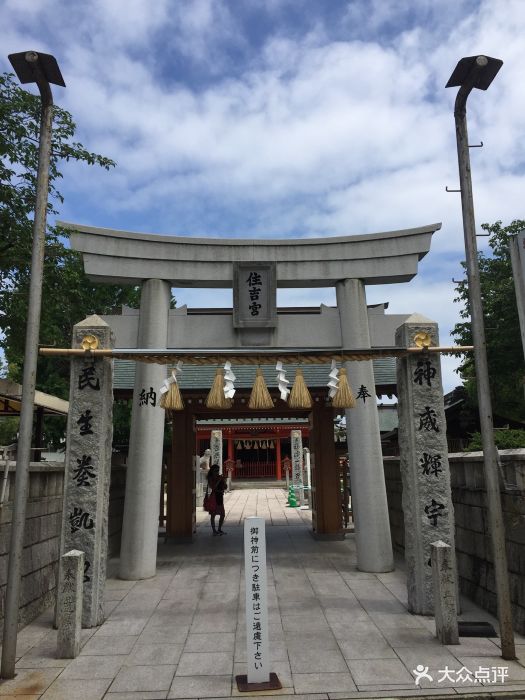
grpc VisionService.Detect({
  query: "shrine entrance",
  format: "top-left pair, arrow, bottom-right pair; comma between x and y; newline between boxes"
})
195,419 -> 310,481
163,379 -> 343,540
56,219 -> 442,581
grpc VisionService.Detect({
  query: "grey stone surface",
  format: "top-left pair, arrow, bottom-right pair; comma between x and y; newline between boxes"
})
61,315 -> 113,627
396,316 -> 457,615
57,550 -> 84,658
103,302 -> 412,353
431,540 -> 459,644
0,667 -> 62,695
40,677 -> 112,699
292,671 -> 357,694
176,651 -> 233,676
346,657 -> 414,685
65,221 -> 440,286
80,634 -> 138,655
59,653 -> 124,679
337,278 -> 393,573
10,487 -> 524,699
167,674 -> 232,698
123,642 -> 183,666
110,664 -> 176,692
119,279 -> 171,580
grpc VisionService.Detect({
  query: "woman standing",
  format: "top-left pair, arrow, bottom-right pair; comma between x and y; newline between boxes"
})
207,464 -> 227,536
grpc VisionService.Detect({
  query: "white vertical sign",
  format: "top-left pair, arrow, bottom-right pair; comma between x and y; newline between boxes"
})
210,429 -> 223,474
244,517 -> 270,684
291,429 -> 304,505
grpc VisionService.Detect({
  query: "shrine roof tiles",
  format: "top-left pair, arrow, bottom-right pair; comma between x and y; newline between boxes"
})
113,358 -> 396,392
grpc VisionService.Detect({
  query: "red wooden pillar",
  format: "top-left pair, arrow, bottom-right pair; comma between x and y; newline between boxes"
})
276,436 -> 282,480
227,435 -> 234,461
309,403 -> 343,538
167,409 -> 196,540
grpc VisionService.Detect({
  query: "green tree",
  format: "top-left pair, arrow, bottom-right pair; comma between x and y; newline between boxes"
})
452,219 -> 525,422
0,72 -> 140,446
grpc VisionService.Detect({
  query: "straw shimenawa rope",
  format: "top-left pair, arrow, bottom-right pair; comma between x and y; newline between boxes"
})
206,368 -> 231,409
288,368 -> 312,409
248,368 -> 274,409
331,367 -> 356,408
159,381 -> 184,411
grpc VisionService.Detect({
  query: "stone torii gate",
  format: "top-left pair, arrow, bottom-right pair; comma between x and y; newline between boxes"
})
63,220 -> 443,583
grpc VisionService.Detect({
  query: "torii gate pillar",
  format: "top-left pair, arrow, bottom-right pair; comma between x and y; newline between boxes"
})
119,279 -> 171,580
336,279 -> 394,572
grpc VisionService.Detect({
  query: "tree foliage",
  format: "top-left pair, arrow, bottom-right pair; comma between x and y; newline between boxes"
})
465,429 -> 525,451
452,220 -> 525,422
0,72 -> 140,446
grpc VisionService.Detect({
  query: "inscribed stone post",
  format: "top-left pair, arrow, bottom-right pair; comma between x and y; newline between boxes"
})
60,315 -> 113,627
396,314 -> 457,615
57,550 -> 84,658
291,430 -> 304,505
210,430 -> 223,474
431,541 -> 459,644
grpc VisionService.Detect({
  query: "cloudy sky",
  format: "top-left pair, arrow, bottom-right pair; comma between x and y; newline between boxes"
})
2,0 -> 524,392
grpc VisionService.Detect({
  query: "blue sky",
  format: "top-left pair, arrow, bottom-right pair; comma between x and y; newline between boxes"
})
2,0 -> 525,392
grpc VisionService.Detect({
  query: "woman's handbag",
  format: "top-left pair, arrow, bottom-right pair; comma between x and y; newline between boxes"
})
203,488 -> 217,514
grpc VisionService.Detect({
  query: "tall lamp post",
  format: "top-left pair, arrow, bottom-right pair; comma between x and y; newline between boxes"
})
446,55 -> 515,660
1,51 -> 65,679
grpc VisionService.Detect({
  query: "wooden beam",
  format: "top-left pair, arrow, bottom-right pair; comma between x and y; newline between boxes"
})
309,404 -> 343,538
167,410 -> 196,540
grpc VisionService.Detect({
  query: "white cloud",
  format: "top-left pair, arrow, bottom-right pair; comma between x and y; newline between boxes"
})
2,0 -> 523,392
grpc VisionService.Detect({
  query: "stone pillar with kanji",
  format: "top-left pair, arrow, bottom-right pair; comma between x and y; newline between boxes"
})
396,314 -> 457,615
60,315 -> 113,627
210,430 -> 223,474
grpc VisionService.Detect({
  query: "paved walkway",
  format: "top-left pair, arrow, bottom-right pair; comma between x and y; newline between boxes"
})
2,488 -> 525,699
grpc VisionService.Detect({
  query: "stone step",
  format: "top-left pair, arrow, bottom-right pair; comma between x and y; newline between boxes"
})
231,480 -> 287,489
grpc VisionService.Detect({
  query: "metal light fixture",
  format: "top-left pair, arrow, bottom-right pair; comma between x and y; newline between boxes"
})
1,51 -> 65,679
446,55 -> 515,661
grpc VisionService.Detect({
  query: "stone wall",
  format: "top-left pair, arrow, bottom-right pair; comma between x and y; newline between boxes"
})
384,449 -> 525,633
0,462 -> 126,632
108,466 -> 126,556
0,463 -> 64,630
384,457 -> 405,551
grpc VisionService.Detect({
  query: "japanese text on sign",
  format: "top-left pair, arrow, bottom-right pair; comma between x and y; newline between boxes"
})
233,263 -> 276,328
244,517 -> 270,684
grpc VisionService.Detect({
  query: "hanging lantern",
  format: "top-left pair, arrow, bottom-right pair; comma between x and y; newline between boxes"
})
288,368 -> 312,409
248,368 -> 274,409
332,367 -> 356,408
159,363 -> 184,411
206,368 -> 231,409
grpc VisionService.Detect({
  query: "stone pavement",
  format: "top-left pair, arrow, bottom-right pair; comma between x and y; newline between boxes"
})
2,488 -> 525,700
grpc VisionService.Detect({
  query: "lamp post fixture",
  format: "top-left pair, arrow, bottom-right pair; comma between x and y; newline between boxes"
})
1,51 -> 65,679
446,55 -> 515,660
